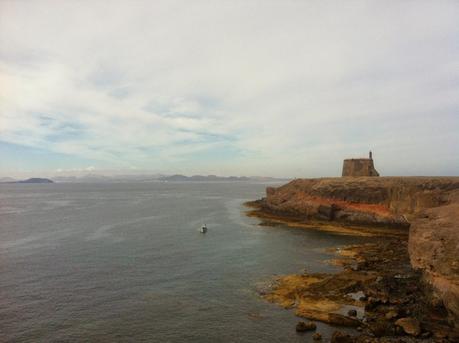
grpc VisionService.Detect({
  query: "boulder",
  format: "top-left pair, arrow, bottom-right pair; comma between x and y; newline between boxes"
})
295,320 -> 317,332
395,317 -> 421,337
348,309 -> 358,317
312,332 -> 322,340
369,321 -> 395,337
385,310 -> 399,320
328,313 -> 361,327
331,330 -> 354,343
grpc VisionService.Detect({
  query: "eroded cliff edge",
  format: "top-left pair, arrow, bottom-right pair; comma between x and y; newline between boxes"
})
247,177 -> 459,325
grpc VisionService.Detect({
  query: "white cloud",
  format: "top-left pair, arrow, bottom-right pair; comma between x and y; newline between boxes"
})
0,0 -> 458,177
55,166 -> 95,173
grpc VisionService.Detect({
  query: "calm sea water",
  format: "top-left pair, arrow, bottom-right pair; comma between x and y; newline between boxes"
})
0,182 -> 365,342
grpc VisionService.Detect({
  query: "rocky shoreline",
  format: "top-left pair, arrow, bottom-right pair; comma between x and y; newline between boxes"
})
246,177 -> 459,342
261,237 -> 457,342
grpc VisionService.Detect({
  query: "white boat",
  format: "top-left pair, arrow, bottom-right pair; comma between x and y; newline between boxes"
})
200,224 -> 208,233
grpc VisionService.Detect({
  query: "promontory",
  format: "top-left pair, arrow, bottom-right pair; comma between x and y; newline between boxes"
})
247,176 -> 459,341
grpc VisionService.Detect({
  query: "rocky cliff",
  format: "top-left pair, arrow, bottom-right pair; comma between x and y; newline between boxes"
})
249,177 -> 459,324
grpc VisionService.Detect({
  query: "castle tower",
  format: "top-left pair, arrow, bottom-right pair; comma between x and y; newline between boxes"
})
342,151 -> 379,177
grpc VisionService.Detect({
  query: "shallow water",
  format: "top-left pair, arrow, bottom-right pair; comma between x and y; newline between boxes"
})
0,182 -> 367,342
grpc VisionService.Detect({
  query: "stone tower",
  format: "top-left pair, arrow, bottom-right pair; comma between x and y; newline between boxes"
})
342,151 -> 380,177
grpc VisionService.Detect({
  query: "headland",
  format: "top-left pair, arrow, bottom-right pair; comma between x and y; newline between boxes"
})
246,176 -> 459,341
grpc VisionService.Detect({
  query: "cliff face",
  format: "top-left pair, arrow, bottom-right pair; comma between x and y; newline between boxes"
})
254,177 -> 459,323
409,192 -> 459,323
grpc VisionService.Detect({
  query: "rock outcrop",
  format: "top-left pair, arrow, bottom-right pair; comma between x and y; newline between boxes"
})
409,190 -> 459,325
248,177 -> 459,324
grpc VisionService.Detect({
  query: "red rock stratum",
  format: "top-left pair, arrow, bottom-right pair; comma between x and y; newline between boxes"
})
248,177 -> 459,325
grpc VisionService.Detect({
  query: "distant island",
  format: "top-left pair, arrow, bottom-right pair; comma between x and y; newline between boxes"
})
6,178 -> 54,184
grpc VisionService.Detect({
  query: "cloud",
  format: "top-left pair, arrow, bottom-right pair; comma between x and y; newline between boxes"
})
56,166 -> 95,173
0,0 -> 458,177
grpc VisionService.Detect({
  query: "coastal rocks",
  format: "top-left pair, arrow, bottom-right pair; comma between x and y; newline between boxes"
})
312,332 -> 322,340
331,331 -> 354,343
395,318 -> 421,337
348,309 -> 358,317
368,321 -> 393,337
295,320 -> 316,332
263,267 -> 374,328
251,176 -> 459,226
385,310 -> 399,320
247,176 -> 459,325
328,313 -> 361,327
259,236 -> 459,341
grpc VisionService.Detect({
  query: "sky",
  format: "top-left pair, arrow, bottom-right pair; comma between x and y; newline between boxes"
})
1,0 -> 458,178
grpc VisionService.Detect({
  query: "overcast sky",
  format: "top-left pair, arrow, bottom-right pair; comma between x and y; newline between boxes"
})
1,0 -> 458,178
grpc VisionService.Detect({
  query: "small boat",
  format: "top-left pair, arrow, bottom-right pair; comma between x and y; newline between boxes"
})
199,224 -> 208,233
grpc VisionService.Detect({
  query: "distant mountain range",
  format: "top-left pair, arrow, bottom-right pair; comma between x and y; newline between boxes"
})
52,174 -> 165,183
1,174 -> 288,184
158,174 -> 250,182
156,174 -> 292,182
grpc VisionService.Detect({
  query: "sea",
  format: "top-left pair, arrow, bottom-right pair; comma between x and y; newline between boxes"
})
0,182 -> 366,342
